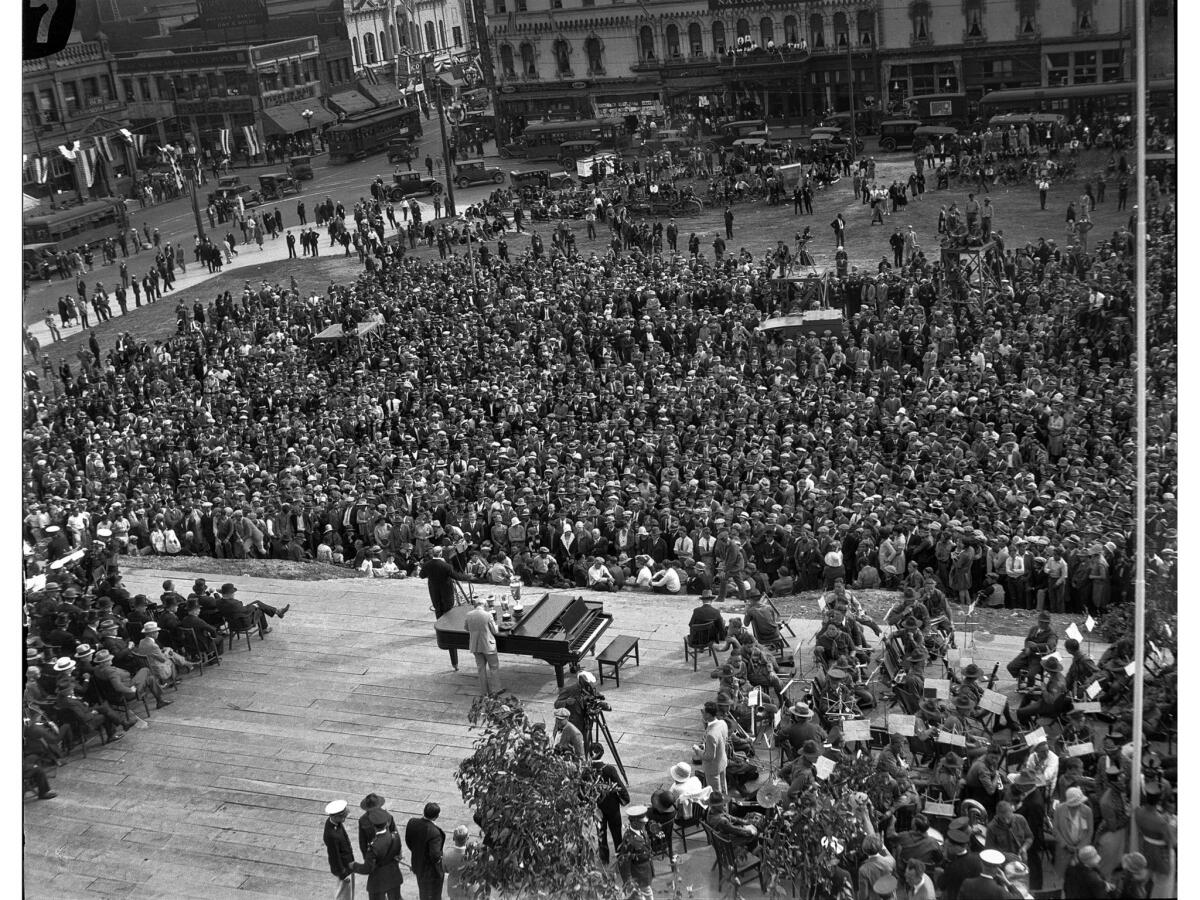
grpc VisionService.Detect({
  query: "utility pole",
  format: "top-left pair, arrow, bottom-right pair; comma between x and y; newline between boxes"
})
422,56 -> 457,218
846,37 -> 857,162
183,152 -> 207,242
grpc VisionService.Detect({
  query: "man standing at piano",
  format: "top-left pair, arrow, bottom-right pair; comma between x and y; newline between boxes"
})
464,596 -> 501,696
424,547 -> 469,671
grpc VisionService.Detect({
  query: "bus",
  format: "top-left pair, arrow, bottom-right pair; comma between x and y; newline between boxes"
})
902,93 -> 973,129
22,196 -> 129,248
327,105 -> 424,164
500,118 -> 629,163
978,79 -> 1175,123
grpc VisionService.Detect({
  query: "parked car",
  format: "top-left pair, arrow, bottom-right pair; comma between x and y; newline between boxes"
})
288,155 -> 314,180
386,138 -> 415,166
207,183 -> 262,208
387,170 -> 442,200
258,172 -> 300,200
877,119 -> 924,152
454,160 -> 505,188
808,126 -> 864,153
509,169 -> 576,190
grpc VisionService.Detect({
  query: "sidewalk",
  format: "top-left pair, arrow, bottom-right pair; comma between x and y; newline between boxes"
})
25,202 -> 434,351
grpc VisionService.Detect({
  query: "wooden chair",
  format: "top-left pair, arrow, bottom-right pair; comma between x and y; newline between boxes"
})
131,650 -> 178,693
674,798 -> 706,853
223,611 -> 261,652
685,621 -> 720,672
703,822 -> 765,896
179,627 -> 221,674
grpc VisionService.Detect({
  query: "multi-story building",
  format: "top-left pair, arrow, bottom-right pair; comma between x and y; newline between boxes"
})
483,0 -> 1168,134
115,37 -> 333,154
485,0 -> 881,134
876,0 -> 1134,111
22,36 -> 135,198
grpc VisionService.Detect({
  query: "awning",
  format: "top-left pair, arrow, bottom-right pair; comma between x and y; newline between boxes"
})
328,90 -> 376,116
437,73 -> 464,90
358,82 -> 404,107
261,102 -> 336,137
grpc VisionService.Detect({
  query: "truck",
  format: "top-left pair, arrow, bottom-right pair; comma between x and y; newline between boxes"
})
902,93 -> 973,130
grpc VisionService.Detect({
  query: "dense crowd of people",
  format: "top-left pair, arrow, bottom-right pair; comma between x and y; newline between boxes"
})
21,111 -> 1177,896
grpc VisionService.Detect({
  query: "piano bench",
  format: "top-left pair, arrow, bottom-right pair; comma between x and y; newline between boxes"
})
597,635 -> 640,687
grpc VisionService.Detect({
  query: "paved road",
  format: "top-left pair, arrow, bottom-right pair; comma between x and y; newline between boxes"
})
22,112 -> 531,346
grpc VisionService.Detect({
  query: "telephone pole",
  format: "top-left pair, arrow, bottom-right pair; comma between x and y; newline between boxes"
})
422,55 -> 457,218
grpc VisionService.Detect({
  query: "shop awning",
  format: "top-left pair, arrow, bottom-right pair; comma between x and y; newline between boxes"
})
358,81 -> 405,107
261,101 -> 335,136
328,90 -> 376,116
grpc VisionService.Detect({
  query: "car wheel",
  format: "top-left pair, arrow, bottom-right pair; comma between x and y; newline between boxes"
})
457,177 -> 470,189
492,172 -> 505,184
498,147 -> 512,159
702,140 -> 716,154
880,138 -> 897,152
558,156 -> 575,169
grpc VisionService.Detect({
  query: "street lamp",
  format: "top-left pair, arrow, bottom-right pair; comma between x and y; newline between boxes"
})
301,108 -> 314,152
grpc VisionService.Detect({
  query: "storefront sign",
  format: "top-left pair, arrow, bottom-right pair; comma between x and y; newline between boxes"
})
571,81 -> 588,90
500,85 -> 516,94
707,0 -> 796,9
594,97 -> 663,117
199,0 -> 268,31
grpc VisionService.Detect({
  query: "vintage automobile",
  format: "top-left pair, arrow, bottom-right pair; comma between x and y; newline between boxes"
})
288,155 -> 314,180
509,169 -> 576,191
257,172 -> 300,201
385,137 -> 415,166
386,170 -> 442,200
454,160 -> 506,188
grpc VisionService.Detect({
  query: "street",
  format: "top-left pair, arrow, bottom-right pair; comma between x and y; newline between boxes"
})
22,111 -> 524,339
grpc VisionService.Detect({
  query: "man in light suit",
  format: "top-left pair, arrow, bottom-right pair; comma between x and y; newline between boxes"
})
405,802 -> 447,900
695,699 -> 729,794
464,596 -> 500,696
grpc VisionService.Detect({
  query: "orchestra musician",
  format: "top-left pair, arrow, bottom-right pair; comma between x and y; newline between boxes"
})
892,648 -> 927,715
1006,612 -> 1057,689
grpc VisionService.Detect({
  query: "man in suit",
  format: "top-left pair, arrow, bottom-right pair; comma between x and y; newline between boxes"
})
422,547 -> 466,670
354,807 -> 404,900
695,699 -> 729,794
687,590 -> 726,643
405,802 -> 447,900
464,595 -> 500,696
323,799 -> 356,900
215,583 -> 289,635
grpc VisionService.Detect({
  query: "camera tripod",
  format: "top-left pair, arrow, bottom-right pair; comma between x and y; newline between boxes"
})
585,708 -> 627,783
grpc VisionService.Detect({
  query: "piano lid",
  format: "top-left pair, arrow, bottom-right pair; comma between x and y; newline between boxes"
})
512,592 -> 591,638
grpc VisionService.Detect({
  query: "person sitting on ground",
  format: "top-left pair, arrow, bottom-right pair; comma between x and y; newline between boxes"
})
587,557 -> 617,591
648,563 -> 682,594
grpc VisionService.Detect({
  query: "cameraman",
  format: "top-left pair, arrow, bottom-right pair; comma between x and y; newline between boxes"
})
554,671 -> 609,734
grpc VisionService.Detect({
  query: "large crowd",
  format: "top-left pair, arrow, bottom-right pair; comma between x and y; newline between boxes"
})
21,119 -> 1177,897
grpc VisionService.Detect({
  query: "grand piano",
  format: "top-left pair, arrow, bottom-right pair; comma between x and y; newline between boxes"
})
434,592 -> 612,688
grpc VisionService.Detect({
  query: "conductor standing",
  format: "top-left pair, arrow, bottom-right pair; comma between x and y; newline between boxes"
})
422,546 -> 466,670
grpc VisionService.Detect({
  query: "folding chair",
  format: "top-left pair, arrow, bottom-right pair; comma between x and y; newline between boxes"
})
223,611 -> 261,652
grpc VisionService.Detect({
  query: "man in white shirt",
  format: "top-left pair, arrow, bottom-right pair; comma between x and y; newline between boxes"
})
1021,740 -> 1059,795
649,564 -> 682,595
587,557 -> 617,591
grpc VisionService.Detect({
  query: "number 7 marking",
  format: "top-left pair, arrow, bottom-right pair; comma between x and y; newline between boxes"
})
29,0 -> 59,45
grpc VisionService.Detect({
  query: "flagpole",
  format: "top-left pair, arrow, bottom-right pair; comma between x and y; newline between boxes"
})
1127,0 -> 1147,844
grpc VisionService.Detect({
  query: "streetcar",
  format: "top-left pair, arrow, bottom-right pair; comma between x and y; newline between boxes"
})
327,105 -> 424,164
978,79 -> 1175,124
500,118 -> 629,165
22,196 -> 129,248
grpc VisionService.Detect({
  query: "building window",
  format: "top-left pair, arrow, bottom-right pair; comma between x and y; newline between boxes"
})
810,13 -> 824,48
1073,49 -> 1097,83
39,88 -> 59,120
760,17 -> 774,48
494,0 -> 506,11
517,0 -> 527,11
1101,48 -> 1123,81
983,59 -> 1013,79
1018,0 -> 1037,35
660,24 -> 676,58
712,21 -> 725,54
425,22 -> 437,50
1046,51 -> 1069,85
965,0 -> 983,37
453,25 -> 463,46
783,15 -> 798,45
736,18 -> 750,40
639,25 -> 655,61
352,36 -> 361,66
910,1 -> 931,40
123,78 -> 135,103
586,35 -> 603,73
858,10 -> 874,45
439,21 -> 447,46
393,24 -> 401,49
688,23 -> 703,56
833,12 -> 848,47
582,0 -> 593,5
520,41 -> 536,76
365,32 -> 378,64
500,43 -> 516,76
552,0 -> 562,7
553,38 -> 571,74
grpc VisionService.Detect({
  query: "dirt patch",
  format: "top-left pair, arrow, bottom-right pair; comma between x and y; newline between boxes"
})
119,554 -> 366,581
